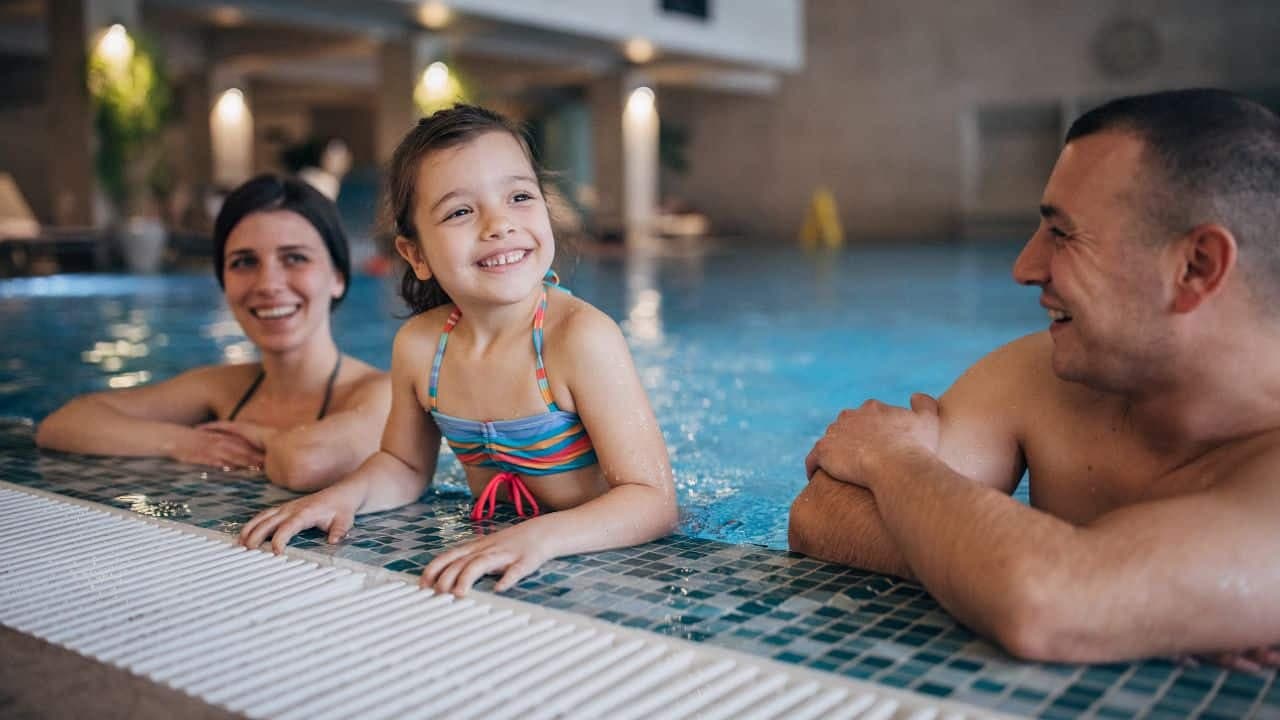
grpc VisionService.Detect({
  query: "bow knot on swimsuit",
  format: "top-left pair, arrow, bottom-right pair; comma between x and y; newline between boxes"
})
428,280 -> 598,520
471,471 -> 540,520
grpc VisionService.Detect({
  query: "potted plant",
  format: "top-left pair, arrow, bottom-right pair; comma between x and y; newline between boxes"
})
87,23 -> 171,273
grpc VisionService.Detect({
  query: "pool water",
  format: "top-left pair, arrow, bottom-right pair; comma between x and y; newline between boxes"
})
0,243 -> 1043,547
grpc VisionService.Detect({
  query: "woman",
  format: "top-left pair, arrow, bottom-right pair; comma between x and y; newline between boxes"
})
36,174 -> 390,491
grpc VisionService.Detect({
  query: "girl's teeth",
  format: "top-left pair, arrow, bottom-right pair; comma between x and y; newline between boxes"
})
481,250 -> 526,267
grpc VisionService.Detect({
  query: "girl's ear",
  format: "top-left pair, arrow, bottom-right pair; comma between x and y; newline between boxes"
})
394,236 -> 432,281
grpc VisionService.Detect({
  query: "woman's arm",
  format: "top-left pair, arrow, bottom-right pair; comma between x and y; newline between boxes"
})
239,322 -> 443,552
423,305 -> 677,595
258,370 -> 393,491
35,366 -> 263,468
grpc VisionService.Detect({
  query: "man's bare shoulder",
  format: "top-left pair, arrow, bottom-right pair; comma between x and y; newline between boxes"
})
1213,429 -> 1280,499
945,332 -> 1054,408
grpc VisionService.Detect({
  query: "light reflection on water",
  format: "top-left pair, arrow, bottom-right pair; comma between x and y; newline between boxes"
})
0,243 -> 1042,547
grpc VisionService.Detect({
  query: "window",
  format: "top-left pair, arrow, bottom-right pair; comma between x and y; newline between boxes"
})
661,0 -> 710,21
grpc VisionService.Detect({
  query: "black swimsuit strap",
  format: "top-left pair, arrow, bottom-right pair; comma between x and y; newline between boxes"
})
226,369 -> 265,421
316,354 -> 342,420
226,354 -> 343,421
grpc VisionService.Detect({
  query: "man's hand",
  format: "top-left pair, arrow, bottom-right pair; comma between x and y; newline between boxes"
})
805,393 -> 942,488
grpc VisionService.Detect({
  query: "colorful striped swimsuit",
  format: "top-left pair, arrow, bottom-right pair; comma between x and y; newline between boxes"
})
428,283 -> 598,519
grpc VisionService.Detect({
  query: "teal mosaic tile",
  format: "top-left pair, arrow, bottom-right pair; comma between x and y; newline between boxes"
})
2,420 -> 1278,719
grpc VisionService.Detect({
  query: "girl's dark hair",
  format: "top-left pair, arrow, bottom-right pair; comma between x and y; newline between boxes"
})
213,173 -> 352,309
387,104 -> 546,315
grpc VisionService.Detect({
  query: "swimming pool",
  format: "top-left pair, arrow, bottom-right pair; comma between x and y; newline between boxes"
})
0,242 -> 1043,547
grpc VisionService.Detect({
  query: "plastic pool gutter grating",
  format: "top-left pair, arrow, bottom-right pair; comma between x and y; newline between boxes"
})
0,485 -> 1010,720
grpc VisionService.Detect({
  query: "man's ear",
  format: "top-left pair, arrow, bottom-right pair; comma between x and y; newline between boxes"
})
1171,224 -> 1236,313
394,236 -> 432,281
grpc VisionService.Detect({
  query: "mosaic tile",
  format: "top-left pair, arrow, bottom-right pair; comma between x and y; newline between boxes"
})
1,421 -> 1277,719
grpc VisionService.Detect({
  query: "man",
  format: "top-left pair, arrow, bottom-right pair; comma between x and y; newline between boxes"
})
791,89 -> 1280,669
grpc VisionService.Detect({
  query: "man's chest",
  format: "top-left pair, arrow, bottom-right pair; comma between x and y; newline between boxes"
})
1021,415 -> 1218,524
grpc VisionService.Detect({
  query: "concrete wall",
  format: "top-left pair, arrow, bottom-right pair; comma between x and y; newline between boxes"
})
661,0 -> 1280,243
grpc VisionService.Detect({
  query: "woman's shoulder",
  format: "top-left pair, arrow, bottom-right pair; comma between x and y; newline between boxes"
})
142,362 -> 261,413
331,355 -> 391,411
339,355 -> 387,384
175,361 -> 261,389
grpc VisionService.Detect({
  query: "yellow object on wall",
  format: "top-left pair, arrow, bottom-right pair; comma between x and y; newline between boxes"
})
799,187 -> 844,250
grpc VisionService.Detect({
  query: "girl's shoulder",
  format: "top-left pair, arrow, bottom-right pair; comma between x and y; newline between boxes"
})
398,304 -> 455,338
392,304 -> 455,358
545,292 -> 620,341
543,292 -> 629,365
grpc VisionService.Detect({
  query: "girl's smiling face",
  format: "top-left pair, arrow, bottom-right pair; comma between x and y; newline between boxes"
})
222,210 -> 344,355
398,131 -> 555,309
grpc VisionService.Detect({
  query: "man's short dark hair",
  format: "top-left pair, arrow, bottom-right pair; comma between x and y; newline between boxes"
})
1065,89 -> 1280,306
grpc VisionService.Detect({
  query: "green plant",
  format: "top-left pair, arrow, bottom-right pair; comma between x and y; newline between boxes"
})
87,26 -> 171,217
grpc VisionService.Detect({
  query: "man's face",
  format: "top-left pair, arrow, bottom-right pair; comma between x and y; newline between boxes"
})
1012,131 -> 1178,392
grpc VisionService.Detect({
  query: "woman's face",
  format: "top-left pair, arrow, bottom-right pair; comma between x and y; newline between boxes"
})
221,210 -> 344,356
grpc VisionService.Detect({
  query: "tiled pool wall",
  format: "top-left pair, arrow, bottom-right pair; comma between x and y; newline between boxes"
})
0,422 -> 1275,720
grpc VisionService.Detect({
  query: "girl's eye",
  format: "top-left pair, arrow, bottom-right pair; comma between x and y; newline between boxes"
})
513,191 -> 535,203
444,207 -> 472,221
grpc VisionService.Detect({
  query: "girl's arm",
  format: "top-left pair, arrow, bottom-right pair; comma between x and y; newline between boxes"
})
423,306 -> 677,595
239,322 -> 443,553
35,365 -> 263,468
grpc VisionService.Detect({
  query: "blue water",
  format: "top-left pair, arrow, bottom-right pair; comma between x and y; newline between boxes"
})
0,243 -> 1043,547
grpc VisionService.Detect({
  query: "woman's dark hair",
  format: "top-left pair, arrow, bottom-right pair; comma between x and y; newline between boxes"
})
386,104 -> 546,315
213,173 -> 351,309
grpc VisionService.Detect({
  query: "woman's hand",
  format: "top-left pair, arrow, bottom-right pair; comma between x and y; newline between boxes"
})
171,426 -> 265,469
420,522 -> 553,597
239,485 -> 359,553
197,420 -> 280,451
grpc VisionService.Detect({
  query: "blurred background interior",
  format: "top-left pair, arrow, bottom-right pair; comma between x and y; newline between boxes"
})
1,0 -> 1278,276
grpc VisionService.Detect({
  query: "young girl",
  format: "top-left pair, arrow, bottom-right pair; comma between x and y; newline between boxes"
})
240,105 -> 678,596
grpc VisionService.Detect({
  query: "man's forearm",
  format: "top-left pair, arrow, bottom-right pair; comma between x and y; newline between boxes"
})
869,451 -> 1078,656
789,471 -> 914,579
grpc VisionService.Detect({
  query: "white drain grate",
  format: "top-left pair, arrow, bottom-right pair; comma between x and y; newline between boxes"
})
0,484 -> 1006,719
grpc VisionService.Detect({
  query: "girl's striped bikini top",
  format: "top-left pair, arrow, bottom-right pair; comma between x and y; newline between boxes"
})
427,282 -> 598,476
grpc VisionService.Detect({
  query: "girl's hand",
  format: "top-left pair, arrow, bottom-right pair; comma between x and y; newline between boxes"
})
197,420 -> 279,451
171,427 -> 265,469
239,486 -> 358,554
420,522 -> 553,597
